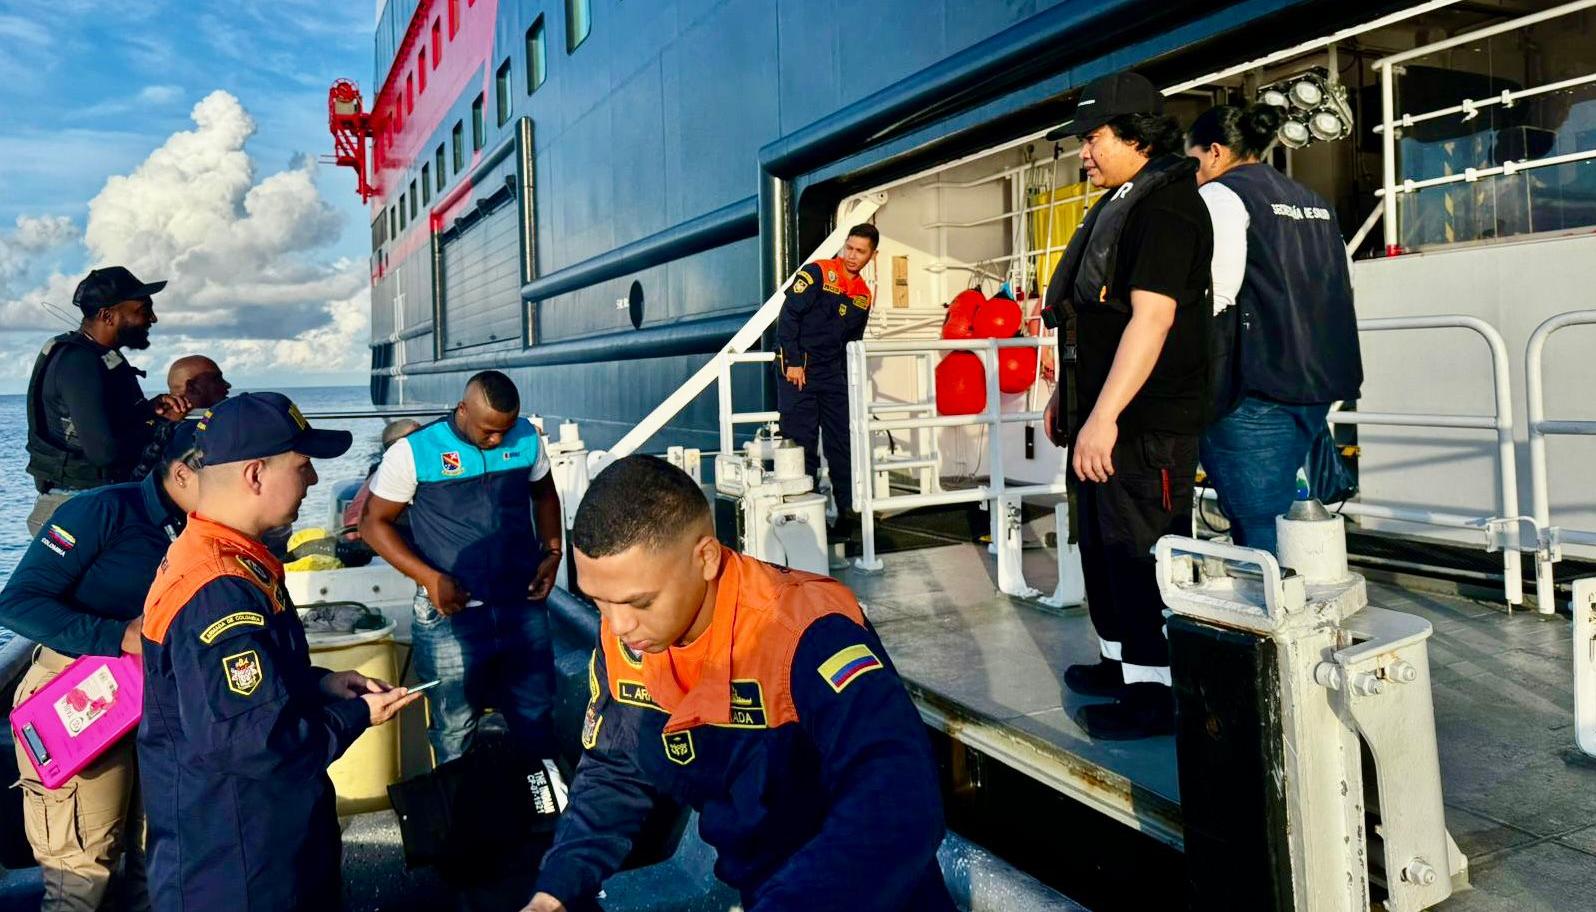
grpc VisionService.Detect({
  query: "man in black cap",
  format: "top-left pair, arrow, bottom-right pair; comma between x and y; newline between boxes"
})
24,266 -> 189,535
139,392 -> 420,911
1039,71 -> 1214,739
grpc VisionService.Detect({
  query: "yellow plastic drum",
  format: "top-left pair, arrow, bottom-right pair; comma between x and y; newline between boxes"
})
304,618 -> 399,815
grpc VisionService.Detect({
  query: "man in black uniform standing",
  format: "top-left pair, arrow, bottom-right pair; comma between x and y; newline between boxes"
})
1041,72 -> 1214,740
776,224 -> 877,538
24,266 -> 187,535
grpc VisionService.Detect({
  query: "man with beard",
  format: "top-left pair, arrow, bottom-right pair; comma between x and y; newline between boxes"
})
24,267 -> 188,534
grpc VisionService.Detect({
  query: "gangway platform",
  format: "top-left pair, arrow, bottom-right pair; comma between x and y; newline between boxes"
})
840,540 -> 1596,912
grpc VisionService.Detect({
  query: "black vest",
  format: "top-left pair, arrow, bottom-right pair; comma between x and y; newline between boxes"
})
25,332 -> 152,491
1040,154 -> 1202,434
1211,164 -> 1362,413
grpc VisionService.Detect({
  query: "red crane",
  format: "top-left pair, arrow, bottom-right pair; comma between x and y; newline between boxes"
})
325,79 -> 377,202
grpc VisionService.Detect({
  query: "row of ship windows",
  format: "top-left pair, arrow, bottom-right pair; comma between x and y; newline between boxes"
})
393,0 -> 589,134
375,1 -> 594,248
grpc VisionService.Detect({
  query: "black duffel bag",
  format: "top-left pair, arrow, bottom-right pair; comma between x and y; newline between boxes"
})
387,740 -> 568,872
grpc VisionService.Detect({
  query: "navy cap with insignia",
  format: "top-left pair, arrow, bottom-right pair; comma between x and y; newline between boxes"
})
72,266 -> 167,316
195,392 -> 352,465
1046,71 -> 1164,141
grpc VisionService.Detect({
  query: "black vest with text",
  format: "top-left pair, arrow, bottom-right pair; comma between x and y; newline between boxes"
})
1211,163 -> 1362,413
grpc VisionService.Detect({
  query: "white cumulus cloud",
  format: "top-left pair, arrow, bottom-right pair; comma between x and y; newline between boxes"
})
0,215 -> 81,299
0,89 -> 368,384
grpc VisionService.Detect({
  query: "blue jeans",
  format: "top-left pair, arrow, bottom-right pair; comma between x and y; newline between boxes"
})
410,591 -> 556,765
1200,397 -> 1331,555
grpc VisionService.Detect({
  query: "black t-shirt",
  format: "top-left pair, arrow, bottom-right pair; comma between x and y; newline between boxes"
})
1074,177 -> 1213,437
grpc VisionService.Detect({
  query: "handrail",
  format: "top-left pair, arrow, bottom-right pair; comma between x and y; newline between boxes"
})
599,195 -> 884,463
1374,0 -> 1596,251
1327,315 -> 1524,606
847,335 -> 1063,598
1525,310 -> 1596,613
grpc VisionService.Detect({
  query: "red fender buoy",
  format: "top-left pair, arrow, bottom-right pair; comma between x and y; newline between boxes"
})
942,289 -> 985,339
998,345 -> 1038,394
935,351 -> 987,415
973,296 -> 1022,339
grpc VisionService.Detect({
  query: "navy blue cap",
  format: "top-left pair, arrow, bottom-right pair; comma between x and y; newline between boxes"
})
73,266 -> 167,316
162,419 -> 200,462
195,392 -> 352,465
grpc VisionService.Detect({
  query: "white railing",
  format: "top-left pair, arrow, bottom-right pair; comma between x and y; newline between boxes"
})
1525,310 -> 1596,613
716,351 -> 781,455
1217,315 -> 1528,607
599,194 -> 884,464
1336,316 -> 1525,607
1375,0 -> 1596,252
846,336 -> 1064,598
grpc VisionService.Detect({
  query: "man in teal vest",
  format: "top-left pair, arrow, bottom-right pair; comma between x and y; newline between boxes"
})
360,370 -> 565,763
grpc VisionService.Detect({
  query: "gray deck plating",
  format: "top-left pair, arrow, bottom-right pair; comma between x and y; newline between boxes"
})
4,542 -> 1591,911
839,542 -> 1596,911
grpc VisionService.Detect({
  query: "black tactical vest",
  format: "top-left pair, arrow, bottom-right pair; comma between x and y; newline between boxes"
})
25,332 -> 153,492
1040,154 -> 1202,436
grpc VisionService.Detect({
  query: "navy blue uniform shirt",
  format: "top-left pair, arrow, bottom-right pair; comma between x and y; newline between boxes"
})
776,257 -> 874,376
0,473 -> 183,656
536,552 -> 953,912
139,513 -> 370,912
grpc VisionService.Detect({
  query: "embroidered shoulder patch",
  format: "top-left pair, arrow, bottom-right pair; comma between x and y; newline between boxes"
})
617,637 -> 644,669
234,555 -> 273,586
792,273 -> 811,294
818,643 -> 884,694
581,704 -> 603,750
41,524 -> 75,556
223,650 -> 263,696
199,611 -> 267,645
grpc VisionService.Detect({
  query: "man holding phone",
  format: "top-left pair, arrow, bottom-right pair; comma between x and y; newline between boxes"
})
360,370 -> 564,764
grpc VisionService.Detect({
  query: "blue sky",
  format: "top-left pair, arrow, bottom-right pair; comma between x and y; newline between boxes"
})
0,0 -> 381,394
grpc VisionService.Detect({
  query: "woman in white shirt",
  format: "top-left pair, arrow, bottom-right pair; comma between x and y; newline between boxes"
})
1188,104 -> 1363,554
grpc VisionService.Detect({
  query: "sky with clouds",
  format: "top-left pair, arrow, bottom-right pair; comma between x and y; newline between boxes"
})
0,0 -> 379,394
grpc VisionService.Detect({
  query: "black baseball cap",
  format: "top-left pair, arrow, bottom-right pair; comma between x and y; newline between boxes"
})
195,392 -> 352,465
1046,71 -> 1165,141
72,266 -> 167,316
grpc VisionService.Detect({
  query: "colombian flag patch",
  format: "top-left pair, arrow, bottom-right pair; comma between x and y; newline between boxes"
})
818,643 -> 883,694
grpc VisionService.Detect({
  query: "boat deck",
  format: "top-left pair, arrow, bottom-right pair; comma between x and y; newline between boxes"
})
4,539 -> 1594,911
838,542 -> 1596,912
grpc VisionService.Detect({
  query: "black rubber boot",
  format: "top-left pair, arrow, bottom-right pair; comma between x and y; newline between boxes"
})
1074,682 -> 1175,741
1062,658 -> 1125,698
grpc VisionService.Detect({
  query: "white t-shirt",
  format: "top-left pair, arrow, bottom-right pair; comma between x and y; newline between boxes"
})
367,422 -> 552,504
1199,180 -> 1249,317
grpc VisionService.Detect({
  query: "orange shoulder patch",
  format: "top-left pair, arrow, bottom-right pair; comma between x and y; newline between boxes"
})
143,532 -> 276,645
723,555 -> 866,728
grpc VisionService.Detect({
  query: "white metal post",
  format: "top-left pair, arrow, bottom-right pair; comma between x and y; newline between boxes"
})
1379,61 -> 1400,256
1525,311 -> 1596,612
1572,577 -> 1596,757
851,339 -> 884,572
717,356 -> 734,456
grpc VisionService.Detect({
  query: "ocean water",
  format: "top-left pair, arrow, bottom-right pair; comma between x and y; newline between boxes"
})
0,386 -> 398,590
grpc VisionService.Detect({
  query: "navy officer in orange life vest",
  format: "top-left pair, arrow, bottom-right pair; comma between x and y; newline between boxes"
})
776,223 -> 878,535
138,393 -> 422,911
522,454 -> 953,912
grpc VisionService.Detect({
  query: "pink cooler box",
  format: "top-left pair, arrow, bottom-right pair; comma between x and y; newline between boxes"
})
10,654 -> 143,789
